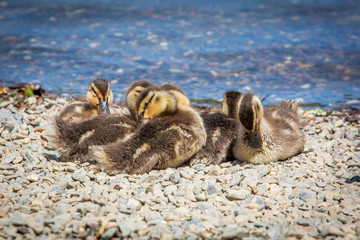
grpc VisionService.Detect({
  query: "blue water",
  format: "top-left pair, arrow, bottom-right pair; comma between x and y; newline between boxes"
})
0,0 -> 359,106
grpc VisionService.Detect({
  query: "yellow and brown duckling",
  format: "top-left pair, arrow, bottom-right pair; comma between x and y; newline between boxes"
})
157,84 -> 240,166
58,78 -> 114,123
221,91 -> 305,164
90,87 -> 207,175
49,80 -> 154,162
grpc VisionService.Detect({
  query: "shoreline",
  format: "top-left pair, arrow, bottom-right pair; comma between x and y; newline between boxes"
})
0,89 -> 359,239
1,83 -> 359,114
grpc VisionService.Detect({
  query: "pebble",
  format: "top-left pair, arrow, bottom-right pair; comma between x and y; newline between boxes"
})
245,196 -> 265,210
119,221 -> 136,237
2,152 -> 19,164
72,171 -> 90,182
26,174 -> 40,182
169,172 -> 180,184
327,226 -> 346,237
226,189 -> 250,200
345,131 -> 356,140
0,94 -> 359,239
101,228 -> 117,240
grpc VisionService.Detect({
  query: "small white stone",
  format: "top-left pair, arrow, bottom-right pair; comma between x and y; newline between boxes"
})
226,189 -> 250,201
26,174 -> 40,182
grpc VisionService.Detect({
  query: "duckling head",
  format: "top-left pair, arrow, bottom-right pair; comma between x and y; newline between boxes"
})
87,78 -> 113,114
221,91 -> 263,148
136,88 -> 177,125
126,80 -> 154,120
221,91 -> 243,120
160,84 -> 190,106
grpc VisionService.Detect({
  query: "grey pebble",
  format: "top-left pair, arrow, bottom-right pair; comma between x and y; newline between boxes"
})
42,150 -> 61,161
226,189 -> 250,201
345,131 -> 356,140
11,215 -> 26,226
101,228 -> 117,240
221,225 -> 246,239
119,221 -> 137,237
2,152 -> 20,164
72,171 -> 90,183
169,172 -> 180,184
299,190 -> 316,201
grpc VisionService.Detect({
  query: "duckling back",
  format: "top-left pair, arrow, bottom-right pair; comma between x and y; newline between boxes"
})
261,100 -> 305,160
57,102 -> 95,123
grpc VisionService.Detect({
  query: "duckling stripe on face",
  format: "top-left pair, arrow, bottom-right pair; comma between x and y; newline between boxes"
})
91,78 -> 110,101
239,92 -> 256,132
222,91 -> 242,120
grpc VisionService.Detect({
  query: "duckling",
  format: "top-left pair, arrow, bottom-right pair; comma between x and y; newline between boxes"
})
125,80 -> 154,120
50,114 -> 137,162
58,78 -> 114,123
221,91 -> 305,164
89,87 -> 207,174
189,110 -> 240,166
157,84 -> 240,166
49,80 -> 155,162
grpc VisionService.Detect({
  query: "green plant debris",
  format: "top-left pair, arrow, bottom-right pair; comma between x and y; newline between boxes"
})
25,88 -> 34,97
305,108 -> 327,116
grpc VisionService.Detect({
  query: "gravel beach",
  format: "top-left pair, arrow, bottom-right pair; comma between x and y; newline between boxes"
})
0,94 -> 359,239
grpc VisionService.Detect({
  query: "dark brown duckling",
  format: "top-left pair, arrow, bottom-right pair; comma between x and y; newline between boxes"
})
51,114 -> 137,162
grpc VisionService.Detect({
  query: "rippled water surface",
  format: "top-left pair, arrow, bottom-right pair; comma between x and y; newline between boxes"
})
1,0 -> 359,106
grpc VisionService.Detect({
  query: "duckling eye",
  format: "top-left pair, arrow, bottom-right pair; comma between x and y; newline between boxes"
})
92,88 -> 97,95
135,90 -> 142,93
144,101 -> 150,108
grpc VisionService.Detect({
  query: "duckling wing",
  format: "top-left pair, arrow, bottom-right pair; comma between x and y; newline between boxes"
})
58,102 -> 97,123
190,111 -> 240,166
